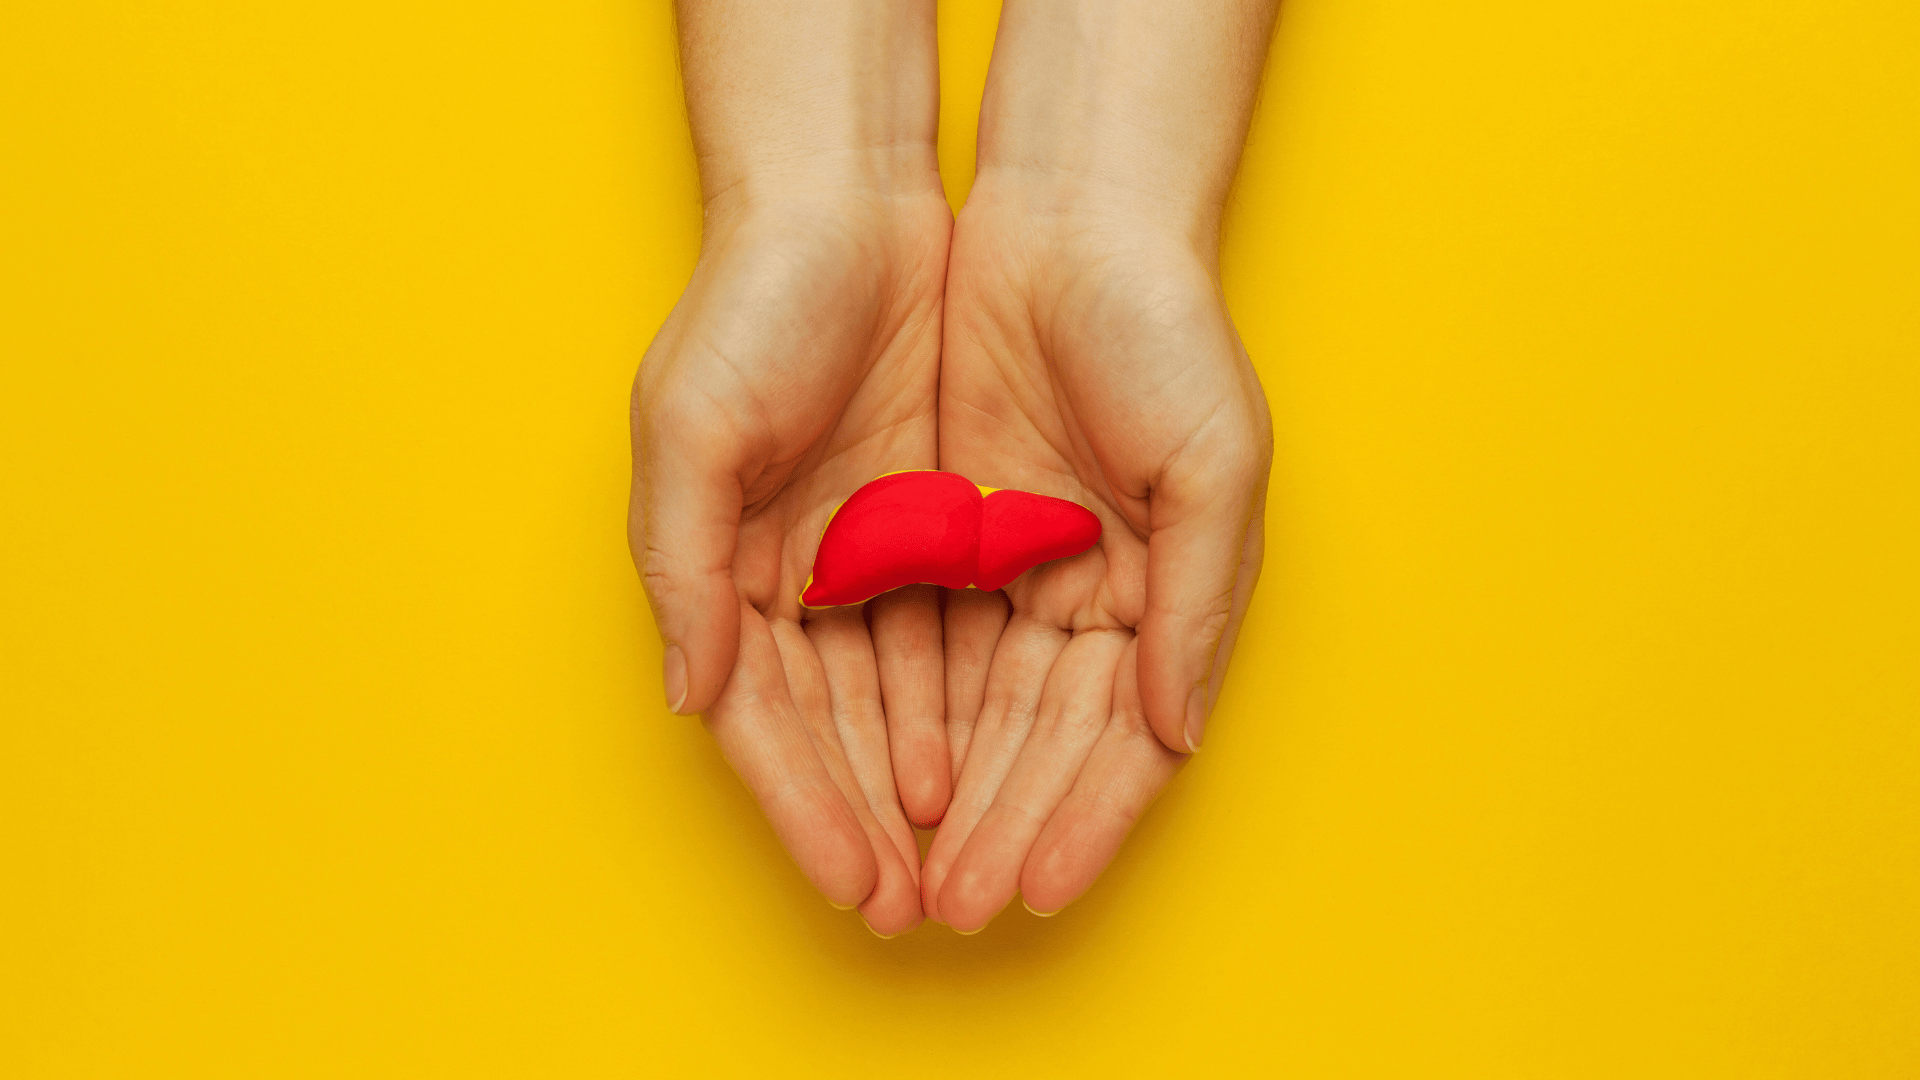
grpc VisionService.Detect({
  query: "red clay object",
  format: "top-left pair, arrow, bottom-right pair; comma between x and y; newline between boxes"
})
800,471 -> 1102,607
975,488 -> 1104,592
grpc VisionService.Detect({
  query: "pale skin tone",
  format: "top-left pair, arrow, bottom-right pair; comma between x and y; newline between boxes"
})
632,0 -> 1277,936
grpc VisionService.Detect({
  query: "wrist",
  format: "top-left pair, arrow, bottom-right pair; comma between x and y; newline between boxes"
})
700,149 -> 946,238
679,0 -> 942,224
971,0 -> 1277,248
698,181 -> 951,265
964,163 -> 1224,259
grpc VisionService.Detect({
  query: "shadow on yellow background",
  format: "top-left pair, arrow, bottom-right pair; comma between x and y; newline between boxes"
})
3,1 -> 1915,1075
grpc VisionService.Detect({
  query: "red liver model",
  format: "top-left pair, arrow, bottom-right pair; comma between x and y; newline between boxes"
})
800,471 -> 1103,608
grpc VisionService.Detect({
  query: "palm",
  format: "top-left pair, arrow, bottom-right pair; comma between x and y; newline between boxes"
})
632,194 -> 954,934
925,197 -> 1271,930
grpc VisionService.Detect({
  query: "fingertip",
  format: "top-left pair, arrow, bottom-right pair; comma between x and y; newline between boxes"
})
1019,828 -> 1102,917
858,850 -> 925,938
809,830 -> 879,912
935,857 -> 1014,935
664,586 -> 743,718
777,778 -> 878,911
898,760 -> 952,830
857,899 -> 921,940
1018,733 -> 1183,914
1136,622 -> 1204,756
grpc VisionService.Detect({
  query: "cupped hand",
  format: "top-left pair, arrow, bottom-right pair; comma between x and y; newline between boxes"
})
630,190 -> 954,935
925,185 -> 1273,932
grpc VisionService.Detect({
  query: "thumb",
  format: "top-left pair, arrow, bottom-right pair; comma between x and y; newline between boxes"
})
1135,438 -> 1269,755
630,383 -> 746,718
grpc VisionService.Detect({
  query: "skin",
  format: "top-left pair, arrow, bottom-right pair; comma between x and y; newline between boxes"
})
630,0 -> 951,936
925,0 -> 1279,932
636,0 -> 1278,936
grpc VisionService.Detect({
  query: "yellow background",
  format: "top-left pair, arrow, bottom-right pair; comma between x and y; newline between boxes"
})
4,1 -> 1916,1075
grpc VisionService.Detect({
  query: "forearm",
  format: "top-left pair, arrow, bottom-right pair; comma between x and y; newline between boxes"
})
975,0 -> 1279,244
676,0 -> 942,221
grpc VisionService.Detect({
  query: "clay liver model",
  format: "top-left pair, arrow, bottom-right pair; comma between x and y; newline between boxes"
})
799,470 -> 1103,608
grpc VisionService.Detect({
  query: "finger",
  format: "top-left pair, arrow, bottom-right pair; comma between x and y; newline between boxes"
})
801,610 -> 920,873
1136,434 -> 1270,753
771,615 -> 923,937
921,613 -> 1066,924
868,585 -> 950,828
941,587 -> 1011,784
704,599 -> 875,909
1020,639 -> 1186,915
630,379 -> 745,718
937,630 -> 1131,933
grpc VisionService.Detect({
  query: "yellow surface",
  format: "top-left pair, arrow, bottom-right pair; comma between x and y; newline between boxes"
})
3,1 -> 1917,1075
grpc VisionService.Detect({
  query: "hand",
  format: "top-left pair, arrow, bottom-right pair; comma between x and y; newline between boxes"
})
924,188 -> 1271,932
631,0 -> 951,935
922,0 -> 1279,932
631,192 -> 952,936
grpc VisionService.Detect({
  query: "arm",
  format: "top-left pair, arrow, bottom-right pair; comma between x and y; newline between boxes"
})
978,0 -> 1278,254
633,0 -> 950,934
926,0 -> 1277,930
676,0 -> 941,241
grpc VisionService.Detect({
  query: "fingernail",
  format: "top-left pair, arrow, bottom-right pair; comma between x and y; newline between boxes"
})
953,924 -> 984,936
1022,899 -> 1061,917
1184,685 -> 1208,753
863,919 -> 897,940
828,900 -> 855,911
663,645 -> 688,714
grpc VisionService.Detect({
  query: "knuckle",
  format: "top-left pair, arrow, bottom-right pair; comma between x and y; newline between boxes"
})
1197,605 -> 1232,646
638,545 -> 682,603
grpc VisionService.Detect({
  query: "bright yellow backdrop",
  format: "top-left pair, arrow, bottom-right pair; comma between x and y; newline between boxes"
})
4,1 -> 1916,1075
